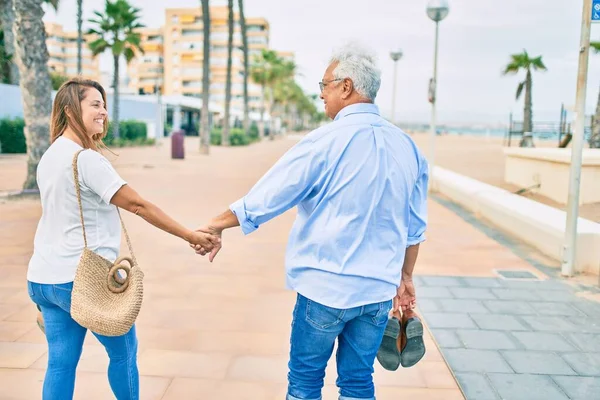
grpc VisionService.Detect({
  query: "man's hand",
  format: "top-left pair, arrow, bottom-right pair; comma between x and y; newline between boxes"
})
188,230 -> 220,252
393,277 -> 416,312
190,225 -> 222,262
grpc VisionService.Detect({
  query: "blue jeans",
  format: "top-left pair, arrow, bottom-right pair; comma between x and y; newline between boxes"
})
287,294 -> 393,400
27,281 -> 139,400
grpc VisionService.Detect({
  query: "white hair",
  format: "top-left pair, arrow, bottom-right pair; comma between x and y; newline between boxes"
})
329,42 -> 382,101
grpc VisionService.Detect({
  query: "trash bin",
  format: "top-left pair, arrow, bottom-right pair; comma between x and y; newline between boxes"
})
171,130 -> 185,159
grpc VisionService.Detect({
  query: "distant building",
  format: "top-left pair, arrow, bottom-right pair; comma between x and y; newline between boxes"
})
126,6 -> 294,115
45,22 -> 100,81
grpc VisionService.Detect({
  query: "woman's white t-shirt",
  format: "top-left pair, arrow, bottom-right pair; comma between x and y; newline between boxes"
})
27,136 -> 127,284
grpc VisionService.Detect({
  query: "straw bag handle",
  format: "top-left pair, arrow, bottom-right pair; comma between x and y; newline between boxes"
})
72,150 -> 137,265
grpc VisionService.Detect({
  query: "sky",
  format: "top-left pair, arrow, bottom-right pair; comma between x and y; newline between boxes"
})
44,0 -> 600,126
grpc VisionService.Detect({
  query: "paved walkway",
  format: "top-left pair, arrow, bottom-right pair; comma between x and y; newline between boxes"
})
0,136 -> 598,399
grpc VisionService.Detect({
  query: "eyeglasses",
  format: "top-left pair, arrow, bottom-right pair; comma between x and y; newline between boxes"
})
319,78 -> 343,92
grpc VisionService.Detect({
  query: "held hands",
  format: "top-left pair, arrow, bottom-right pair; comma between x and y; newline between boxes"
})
189,225 -> 223,262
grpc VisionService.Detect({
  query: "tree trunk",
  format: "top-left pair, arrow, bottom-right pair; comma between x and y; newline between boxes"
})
0,0 -> 19,84
259,82 -> 265,138
237,0 -> 249,135
76,0 -> 82,75
112,54 -> 120,139
523,69 -> 533,134
267,86 -> 275,140
13,0 -> 51,190
590,83 -> 600,148
222,0 -> 233,147
199,0 -> 210,154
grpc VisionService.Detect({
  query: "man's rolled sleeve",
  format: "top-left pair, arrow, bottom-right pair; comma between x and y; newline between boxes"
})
230,138 -> 320,235
407,160 -> 429,247
230,197 -> 259,235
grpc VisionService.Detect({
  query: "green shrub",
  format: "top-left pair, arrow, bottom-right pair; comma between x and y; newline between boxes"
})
104,120 -> 147,146
0,118 -> 26,153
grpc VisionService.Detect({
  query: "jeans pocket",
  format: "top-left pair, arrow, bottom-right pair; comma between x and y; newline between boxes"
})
371,300 -> 393,326
305,299 -> 345,330
53,282 -> 73,311
27,281 -> 36,301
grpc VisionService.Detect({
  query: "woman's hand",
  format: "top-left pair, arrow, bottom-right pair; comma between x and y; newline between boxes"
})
188,230 -> 220,254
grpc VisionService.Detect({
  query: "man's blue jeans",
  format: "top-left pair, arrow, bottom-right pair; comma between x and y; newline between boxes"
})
27,281 -> 139,400
287,293 -> 393,400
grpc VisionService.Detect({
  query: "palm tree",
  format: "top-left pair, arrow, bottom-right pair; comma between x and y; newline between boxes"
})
222,0 -> 234,146
251,50 -> 295,139
199,0 -> 210,154
77,0 -> 83,75
12,0 -> 55,190
237,0 -> 249,135
0,0 -> 19,84
503,50 -> 547,145
589,42 -> 600,148
0,24 -> 12,83
87,0 -> 144,139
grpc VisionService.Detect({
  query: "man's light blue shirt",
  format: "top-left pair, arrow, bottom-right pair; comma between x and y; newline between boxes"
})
230,103 -> 428,309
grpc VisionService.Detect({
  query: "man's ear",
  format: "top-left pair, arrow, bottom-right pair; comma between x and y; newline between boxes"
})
341,78 -> 353,100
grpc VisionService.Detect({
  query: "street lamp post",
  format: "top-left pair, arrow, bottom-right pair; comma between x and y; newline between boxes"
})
390,50 -> 403,124
562,0 -> 593,277
426,0 -> 450,180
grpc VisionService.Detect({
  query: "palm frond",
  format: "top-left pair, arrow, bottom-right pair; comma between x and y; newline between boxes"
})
516,80 -> 526,100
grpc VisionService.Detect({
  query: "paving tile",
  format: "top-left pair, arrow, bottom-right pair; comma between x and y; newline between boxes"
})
563,316 -> 600,333
371,361 -> 427,387
528,302 -> 582,316
500,351 -> 576,375
487,373 -> 568,400
371,387 -> 465,399
534,290 -> 579,302
0,321 -> 37,341
138,349 -> 232,379
417,298 -> 440,312
0,342 -> 46,369
570,301 -> 600,318
561,333 -> 600,352
520,316 -> 580,332
226,355 -> 288,383
470,314 -> 528,331
501,280 -> 570,291
442,349 -> 513,373
0,368 -> 46,399
422,313 -> 476,329
491,289 -> 541,301
462,277 -> 503,288
419,287 -> 454,299
161,378 -> 281,400
419,361 -> 459,389
449,288 -> 497,300
560,352 -> 600,376
552,376 -> 600,400
454,372 -> 499,400
430,329 -> 463,348
482,300 -> 536,315
455,330 -> 518,350
511,332 -> 576,352
438,299 -> 487,314
422,277 -> 466,287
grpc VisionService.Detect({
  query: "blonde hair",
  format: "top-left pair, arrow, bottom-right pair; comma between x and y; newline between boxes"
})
50,78 -> 109,151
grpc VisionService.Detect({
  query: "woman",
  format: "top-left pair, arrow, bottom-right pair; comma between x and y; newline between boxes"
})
27,78 -> 217,400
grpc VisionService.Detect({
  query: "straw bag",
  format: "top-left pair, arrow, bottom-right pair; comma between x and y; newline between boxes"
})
70,150 -> 144,336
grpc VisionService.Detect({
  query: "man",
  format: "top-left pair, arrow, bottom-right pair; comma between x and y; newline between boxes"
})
193,43 -> 428,400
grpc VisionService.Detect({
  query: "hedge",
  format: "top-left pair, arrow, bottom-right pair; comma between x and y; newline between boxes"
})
0,118 -> 152,154
0,118 -> 26,153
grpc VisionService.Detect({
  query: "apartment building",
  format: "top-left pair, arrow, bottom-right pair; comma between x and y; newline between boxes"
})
126,27 -> 165,95
45,22 -> 100,81
127,6 -> 286,114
